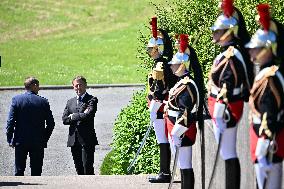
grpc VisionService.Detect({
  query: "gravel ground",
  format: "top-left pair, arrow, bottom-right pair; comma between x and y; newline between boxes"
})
0,87 -> 143,176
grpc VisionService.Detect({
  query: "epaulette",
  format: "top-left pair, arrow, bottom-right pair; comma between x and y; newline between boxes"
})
181,76 -> 191,85
153,62 -> 164,72
250,65 -> 281,114
224,46 -> 235,59
255,65 -> 278,81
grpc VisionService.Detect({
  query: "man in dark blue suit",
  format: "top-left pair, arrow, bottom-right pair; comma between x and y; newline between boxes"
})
62,76 -> 98,175
6,76 -> 55,176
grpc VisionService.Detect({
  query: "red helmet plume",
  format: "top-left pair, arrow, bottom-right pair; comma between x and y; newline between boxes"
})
179,34 -> 188,53
150,17 -> 158,39
257,4 -> 270,31
221,0 -> 234,17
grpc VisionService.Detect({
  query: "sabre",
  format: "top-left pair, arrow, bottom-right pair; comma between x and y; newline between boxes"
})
203,103 -> 212,120
207,133 -> 222,189
127,122 -> 153,173
263,133 -> 277,188
168,146 -> 179,189
208,83 -> 228,189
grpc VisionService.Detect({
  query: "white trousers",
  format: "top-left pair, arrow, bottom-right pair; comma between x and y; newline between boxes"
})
255,162 -> 283,189
213,122 -> 238,160
153,119 -> 168,144
169,134 -> 192,169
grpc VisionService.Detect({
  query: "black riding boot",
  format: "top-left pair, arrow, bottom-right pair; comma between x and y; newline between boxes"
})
181,168 -> 195,189
149,143 -> 171,183
225,158 -> 240,189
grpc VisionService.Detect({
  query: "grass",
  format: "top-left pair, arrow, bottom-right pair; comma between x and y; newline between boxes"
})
0,0 -> 164,86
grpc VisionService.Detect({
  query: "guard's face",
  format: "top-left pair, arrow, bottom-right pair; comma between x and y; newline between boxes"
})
248,47 -> 273,66
170,64 -> 184,77
73,79 -> 86,96
212,29 -> 233,46
212,29 -> 225,43
147,46 -> 160,59
248,48 -> 262,63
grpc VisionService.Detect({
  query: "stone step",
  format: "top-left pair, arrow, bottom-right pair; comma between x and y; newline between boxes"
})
0,175 -> 180,189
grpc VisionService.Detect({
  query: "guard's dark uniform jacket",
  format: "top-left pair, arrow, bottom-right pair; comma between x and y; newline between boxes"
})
208,43 -> 251,127
166,75 -> 198,146
148,57 -> 178,119
249,62 -> 284,163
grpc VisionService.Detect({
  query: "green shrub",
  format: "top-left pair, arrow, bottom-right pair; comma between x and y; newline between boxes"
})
101,90 -> 160,175
100,149 -> 116,175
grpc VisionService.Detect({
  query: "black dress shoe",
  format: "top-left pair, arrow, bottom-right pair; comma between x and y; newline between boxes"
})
148,172 -> 171,183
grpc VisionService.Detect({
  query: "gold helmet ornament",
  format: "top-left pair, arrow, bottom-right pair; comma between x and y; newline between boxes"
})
245,4 -> 277,55
147,17 -> 164,57
168,34 -> 190,74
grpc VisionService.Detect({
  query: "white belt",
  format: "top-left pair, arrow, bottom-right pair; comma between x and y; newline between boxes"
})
211,86 -> 241,96
168,110 -> 180,117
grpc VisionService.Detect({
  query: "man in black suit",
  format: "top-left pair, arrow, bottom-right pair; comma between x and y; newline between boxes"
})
62,76 -> 98,175
6,76 -> 55,176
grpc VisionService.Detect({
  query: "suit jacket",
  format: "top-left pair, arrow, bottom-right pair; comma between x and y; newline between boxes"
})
62,93 -> 98,148
6,91 -> 55,147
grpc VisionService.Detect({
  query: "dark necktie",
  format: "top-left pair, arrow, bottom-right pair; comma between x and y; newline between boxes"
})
78,96 -> 82,105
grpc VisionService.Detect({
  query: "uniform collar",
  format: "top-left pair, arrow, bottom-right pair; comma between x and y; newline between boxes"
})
221,40 -> 236,51
260,60 -> 275,70
178,72 -> 190,80
154,57 -> 166,63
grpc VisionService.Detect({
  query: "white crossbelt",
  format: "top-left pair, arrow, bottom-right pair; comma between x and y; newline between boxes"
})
168,110 -> 180,117
211,85 -> 241,96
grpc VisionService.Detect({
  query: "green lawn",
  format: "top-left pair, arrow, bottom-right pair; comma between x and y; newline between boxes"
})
0,0 -> 163,86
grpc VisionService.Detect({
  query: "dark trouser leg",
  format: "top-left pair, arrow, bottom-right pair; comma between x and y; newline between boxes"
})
225,158 -> 240,189
82,146 -> 95,175
160,143 -> 171,174
149,143 -> 171,183
15,144 -> 28,176
29,146 -> 44,176
181,168 -> 194,189
71,139 -> 84,175
180,169 -> 184,189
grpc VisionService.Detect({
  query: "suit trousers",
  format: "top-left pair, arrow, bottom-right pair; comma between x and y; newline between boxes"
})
14,144 -> 44,176
71,136 -> 95,175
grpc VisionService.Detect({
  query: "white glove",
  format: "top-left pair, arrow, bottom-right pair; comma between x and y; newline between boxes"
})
149,100 -> 163,112
215,118 -> 227,133
149,100 -> 162,122
255,138 -> 270,157
213,102 -> 226,118
172,135 -> 181,147
171,123 -> 188,137
150,111 -> 157,122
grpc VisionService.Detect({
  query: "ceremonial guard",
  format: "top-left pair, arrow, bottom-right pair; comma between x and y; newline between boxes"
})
207,0 -> 253,188
245,4 -> 284,189
166,34 -> 204,189
147,16 -> 178,183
